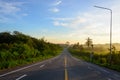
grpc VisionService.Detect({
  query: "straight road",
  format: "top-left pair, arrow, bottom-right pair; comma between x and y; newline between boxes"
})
0,48 -> 120,80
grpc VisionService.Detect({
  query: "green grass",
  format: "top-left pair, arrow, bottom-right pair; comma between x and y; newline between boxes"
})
0,50 -> 62,70
69,47 -> 120,72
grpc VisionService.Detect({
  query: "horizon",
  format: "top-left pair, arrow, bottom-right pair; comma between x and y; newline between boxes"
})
1,30 -> 120,45
0,0 -> 120,44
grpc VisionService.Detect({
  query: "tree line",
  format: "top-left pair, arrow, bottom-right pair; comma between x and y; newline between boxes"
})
0,31 -> 62,70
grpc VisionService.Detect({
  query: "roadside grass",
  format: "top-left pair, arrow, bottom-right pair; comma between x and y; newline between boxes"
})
0,49 -> 62,70
0,31 -> 63,70
69,48 -> 120,72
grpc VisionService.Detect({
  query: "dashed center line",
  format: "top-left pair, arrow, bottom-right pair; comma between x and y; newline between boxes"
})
64,56 -> 68,80
64,56 -> 67,68
65,68 -> 68,80
40,64 -> 45,68
16,74 -> 27,80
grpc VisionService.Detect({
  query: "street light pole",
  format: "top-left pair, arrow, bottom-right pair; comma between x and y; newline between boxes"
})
94,6 -> 112,65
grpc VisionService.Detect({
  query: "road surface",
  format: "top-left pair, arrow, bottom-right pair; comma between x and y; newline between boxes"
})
0,48 -> 120,80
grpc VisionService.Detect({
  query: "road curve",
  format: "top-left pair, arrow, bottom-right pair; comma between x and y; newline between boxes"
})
0,48 -> 120,80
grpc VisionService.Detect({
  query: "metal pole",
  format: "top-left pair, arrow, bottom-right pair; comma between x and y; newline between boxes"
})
94,6 -> 112,65
110,10 -> 112,65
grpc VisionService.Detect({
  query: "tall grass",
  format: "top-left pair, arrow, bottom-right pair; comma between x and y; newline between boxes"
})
69,46 -> 120,72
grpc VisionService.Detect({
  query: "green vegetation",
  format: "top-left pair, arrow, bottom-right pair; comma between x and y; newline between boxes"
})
0,31 -> 62,70
69,38 -> 120,72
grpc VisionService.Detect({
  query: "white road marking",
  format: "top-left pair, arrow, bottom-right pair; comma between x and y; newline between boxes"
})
101,69 -> 110,73
0,61 -> 46,77
16,74 -> 27,80
40,64 -> 45,68
0,55 -> 61,78
90,64 -> 110,74
84,62 -> 110,73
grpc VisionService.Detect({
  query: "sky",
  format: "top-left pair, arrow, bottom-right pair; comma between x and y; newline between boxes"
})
0,0 -> 120,44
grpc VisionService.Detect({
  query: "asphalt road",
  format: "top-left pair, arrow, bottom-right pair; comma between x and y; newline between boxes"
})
0,48 -> 120,80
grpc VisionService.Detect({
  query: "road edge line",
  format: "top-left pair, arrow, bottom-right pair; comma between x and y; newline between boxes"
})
16,74 -> 27,80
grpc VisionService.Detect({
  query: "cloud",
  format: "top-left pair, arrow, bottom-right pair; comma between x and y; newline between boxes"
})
53,1 -> 62,6
53,21 -> 68,26
53,21 -> 60,26
0,16 -> 10,23
52,17 -> 73,21
0,1 -> 23,14
49,0 -> 62,13
53,16 -> 87,28
0,1 -> 27,23
53,13 -> 110,37
21,13 -> 28,16
49,7 -> 60,13
52,1 -> 120,43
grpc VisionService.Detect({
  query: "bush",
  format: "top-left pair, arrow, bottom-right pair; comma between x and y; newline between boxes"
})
0,31 -> 62,70
69,47 -> 120,72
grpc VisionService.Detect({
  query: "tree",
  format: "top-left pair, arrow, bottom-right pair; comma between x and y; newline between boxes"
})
85,37 -> 93,48
66,41 -> 70,47
0,32 -> 13,44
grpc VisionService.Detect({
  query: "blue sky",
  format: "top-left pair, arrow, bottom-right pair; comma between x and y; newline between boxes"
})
0,0 -> 120,44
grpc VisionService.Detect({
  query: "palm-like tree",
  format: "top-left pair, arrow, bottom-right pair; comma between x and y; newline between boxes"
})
86,37 -> 93,48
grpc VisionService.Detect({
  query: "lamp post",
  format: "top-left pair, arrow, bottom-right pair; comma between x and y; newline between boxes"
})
94,6 -> 112,65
